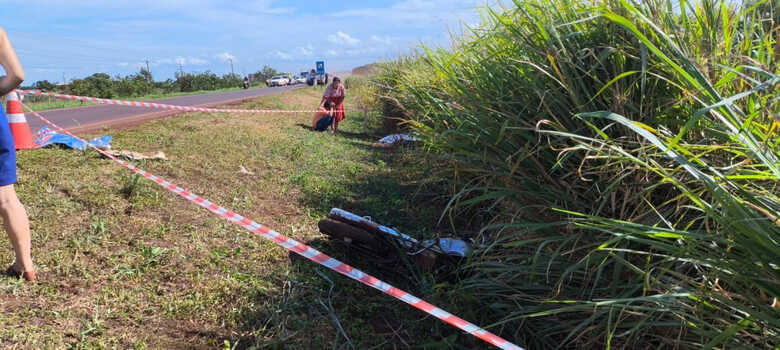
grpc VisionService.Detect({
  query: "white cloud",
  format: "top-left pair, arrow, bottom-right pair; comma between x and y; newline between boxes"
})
216,52 -> 237,62
371,35 -> 395,45
272,50 -> 292,60
327,31 -> 360,46
296,44 -> 314,56
326,49 -> 338,57
175,56 -> 209,65
117,62 -> 130,67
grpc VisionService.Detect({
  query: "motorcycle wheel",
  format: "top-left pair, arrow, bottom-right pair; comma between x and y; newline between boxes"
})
318,218 -> 384,250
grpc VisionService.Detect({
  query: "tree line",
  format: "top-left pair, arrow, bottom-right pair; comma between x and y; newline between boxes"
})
27,65 -> 283,98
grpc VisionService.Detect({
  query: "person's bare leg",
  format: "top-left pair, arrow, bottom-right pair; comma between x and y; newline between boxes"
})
0,184 -> 34,280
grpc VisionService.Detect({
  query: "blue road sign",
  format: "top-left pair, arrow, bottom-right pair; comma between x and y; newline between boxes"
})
316,61 -> 325,75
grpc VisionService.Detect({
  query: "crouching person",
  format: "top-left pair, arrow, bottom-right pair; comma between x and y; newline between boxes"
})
312,101 -> 336,132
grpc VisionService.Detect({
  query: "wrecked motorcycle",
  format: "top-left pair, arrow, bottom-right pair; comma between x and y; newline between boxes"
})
318,208 -> 472,271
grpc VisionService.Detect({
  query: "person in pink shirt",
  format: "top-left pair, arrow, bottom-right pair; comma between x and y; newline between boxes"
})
319,77 -> 345,134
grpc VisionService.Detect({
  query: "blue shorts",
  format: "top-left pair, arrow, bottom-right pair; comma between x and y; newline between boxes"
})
0,108 -> 17,186
315,116 -> 333,132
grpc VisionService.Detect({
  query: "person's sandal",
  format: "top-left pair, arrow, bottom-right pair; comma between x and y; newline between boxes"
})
4,266 -> 35,282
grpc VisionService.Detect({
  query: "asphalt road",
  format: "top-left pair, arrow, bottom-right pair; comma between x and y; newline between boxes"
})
27,84 -> 305,133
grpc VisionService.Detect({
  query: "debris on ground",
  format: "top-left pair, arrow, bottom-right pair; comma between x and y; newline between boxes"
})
318,208 -> 472,271
34,126 -> 112,151
328,208 -> 471,256
377,133 -> 418,145
103,150 -> 168,161
238,165 -> 254,175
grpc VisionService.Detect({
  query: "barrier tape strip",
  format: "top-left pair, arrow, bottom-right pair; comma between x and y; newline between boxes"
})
17,89 -> 332,114
20,102 -> 524,350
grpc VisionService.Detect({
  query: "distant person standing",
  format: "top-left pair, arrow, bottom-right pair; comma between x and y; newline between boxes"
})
324,73 -> 329,84
308,69 -> 317,86
319,77 -> 345,134
0,27 -> 35,281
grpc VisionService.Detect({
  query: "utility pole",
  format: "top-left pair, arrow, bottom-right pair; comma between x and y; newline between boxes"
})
144,60 -> 153,82
228,58 -> 235,76
178,63 -> 184,75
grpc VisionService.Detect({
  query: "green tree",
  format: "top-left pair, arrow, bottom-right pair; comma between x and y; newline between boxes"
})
82,73 -> 114,98
68,79 -> 95,98
139,68 -> 153,83
34,80 -> 56,92
251,65 -> 279,83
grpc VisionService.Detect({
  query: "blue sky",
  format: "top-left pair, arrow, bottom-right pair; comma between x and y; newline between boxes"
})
1,0 -> 495,84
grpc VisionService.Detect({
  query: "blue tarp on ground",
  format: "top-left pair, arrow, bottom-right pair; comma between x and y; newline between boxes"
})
34,127 -> 112,151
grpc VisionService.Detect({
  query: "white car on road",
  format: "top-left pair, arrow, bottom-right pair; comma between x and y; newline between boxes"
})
268,75 -> 289,87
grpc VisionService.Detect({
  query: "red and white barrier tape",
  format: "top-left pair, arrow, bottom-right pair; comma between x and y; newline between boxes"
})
16,89 -> 328,114
20,102 -> 524,350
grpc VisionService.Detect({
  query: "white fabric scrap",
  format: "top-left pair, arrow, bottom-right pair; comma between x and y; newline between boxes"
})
378,134 -> 418,144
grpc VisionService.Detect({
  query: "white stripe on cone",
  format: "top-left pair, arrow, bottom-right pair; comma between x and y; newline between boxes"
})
6,92 -> 28,124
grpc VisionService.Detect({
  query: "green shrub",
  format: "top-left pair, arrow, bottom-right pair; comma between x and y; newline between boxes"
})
370,57 -> 436,132
345,76 -> 382,132
342,76 -> 362,90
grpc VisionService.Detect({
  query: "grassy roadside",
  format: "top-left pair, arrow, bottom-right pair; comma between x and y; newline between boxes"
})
21,83 -> 268,111
2,86 -> 481,349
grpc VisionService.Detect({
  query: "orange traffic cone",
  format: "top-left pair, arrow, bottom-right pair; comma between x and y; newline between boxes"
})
5,91 -> 35,150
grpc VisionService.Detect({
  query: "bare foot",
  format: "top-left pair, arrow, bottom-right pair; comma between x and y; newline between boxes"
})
5,265 -> 35,281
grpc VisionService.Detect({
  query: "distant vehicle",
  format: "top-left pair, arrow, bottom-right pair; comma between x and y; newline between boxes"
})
268,75 -> 289,87
295,75 -> 307,84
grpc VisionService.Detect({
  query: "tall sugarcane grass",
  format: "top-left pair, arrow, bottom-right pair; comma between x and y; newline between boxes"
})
372,0 -> 778,348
